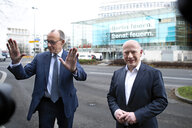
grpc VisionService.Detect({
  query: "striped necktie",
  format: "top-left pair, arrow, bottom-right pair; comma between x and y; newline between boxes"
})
51,54 -> 59,103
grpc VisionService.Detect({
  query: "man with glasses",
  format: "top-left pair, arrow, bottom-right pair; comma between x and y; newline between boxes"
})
7,29 -> 87,128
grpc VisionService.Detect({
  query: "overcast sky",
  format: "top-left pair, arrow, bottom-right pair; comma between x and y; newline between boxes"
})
35,0 -> 101,35
0,0 -> 101,50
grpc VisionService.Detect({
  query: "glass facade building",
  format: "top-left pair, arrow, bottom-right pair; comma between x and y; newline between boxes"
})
72,8 -> 192,61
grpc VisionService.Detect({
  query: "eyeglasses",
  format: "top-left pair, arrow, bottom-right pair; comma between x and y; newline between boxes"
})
45,40 -> 61,45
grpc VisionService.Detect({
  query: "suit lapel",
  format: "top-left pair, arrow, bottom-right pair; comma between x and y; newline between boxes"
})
128,63 -> 146,105
59,50 -> 67,85
44,52 -> 52,84
119,67 -> 127,108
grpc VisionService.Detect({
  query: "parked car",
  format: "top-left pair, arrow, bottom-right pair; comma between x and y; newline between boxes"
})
0,54 -> 6,61
0,49 -> 6,61
2,52 -> 8,58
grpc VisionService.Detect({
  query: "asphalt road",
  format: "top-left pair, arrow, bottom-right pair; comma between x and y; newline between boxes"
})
0,59 -> 192,128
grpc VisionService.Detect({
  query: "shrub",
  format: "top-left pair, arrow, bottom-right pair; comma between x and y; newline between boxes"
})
79,59 -> 98,65
143,61 -> 192,68
109,59 -> 192,69
109,59 -> 125,66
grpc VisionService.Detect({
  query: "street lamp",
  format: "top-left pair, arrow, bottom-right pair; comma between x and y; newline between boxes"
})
32,6 -> 38,56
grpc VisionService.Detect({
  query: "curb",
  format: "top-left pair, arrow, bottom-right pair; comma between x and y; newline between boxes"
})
0,72 -> 6,128
0,71 -> 7,84
175,87 -> 192,104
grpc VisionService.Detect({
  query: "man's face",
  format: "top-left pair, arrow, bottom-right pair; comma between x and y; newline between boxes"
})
123,41 -> 142,70
47,31 -> 64,54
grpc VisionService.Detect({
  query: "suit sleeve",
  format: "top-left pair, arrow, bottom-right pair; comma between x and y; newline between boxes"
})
7,56 -> 37,80
107,72 -> 120,120
73,60 -> 87,81
134,70 -> 168,124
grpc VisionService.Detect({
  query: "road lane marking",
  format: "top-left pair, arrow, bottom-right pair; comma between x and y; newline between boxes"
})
88,72 -> 112,76
0,71 -> 7,84
163,76 -> 192,81
88,72 -> 192,81
0,66 -> 7,68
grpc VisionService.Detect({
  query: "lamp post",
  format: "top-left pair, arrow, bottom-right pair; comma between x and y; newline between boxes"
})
32,6 -> 37,56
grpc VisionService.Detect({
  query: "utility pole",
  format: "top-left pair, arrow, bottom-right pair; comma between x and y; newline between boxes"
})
32,6 -> 38,56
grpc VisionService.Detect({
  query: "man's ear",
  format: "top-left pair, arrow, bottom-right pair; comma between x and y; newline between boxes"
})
62,40 -> 65,45
140,49 -> 143,55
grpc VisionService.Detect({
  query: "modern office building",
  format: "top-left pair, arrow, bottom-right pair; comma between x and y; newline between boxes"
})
6,27 -> 42,56
72,1 -> 192,62
98,0 -> 176,18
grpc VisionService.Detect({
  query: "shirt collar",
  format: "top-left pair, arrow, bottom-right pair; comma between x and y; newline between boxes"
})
125,61 -> 141,72
51,49 -> 63,57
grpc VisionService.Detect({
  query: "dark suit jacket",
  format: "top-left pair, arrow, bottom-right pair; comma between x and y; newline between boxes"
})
8,50 -> 87,120
107,62 -> 168,128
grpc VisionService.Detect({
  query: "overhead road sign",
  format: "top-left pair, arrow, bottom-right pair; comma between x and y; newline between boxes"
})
29,40 -> 39,43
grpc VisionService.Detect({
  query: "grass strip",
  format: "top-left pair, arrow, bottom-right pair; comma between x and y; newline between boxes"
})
178,86 -> 192,100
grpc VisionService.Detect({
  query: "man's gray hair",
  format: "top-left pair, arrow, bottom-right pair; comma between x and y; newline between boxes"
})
58,30 -> 65,40
50,29 -> 65,40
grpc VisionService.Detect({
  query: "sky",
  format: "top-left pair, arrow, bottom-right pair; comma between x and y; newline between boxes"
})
35,0 -> 101,35
0,0 -> 102,50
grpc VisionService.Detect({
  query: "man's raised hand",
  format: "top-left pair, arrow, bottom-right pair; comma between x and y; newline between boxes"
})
7,38 -> 26,64
59,48 -> 78,73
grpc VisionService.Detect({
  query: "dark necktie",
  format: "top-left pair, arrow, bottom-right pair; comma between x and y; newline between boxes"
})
51,54 -> 59,103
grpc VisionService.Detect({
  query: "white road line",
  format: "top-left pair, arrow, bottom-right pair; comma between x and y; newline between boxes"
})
163,76 -> 192,81
88,72 -> 192,81
0,71 -> 7,84
88,72 -> 112,76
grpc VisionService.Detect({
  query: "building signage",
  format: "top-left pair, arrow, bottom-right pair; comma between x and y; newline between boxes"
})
110,29 -> 156,40
109,20 -> 156,40
160,18 -> 175,23
110,20 -> 156,32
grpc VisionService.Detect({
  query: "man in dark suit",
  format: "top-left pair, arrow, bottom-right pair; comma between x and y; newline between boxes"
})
107,40 -> 168,128
7,29 -> 87,128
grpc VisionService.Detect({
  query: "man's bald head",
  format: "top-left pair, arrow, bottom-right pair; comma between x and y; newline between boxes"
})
122,40 -> 143,71
122,40 -> 142,51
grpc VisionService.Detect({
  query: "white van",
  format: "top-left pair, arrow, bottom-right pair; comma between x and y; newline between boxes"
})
78,52 -> 92,60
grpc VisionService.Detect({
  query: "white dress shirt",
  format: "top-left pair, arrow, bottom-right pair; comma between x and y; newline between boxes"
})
47,50 -> 63,96
125,61 -> 141,105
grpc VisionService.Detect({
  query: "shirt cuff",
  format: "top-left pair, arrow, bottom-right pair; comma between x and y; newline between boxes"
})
72,68 -> 78,76
9,62 -> 21,68
114,109 -> 121,119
